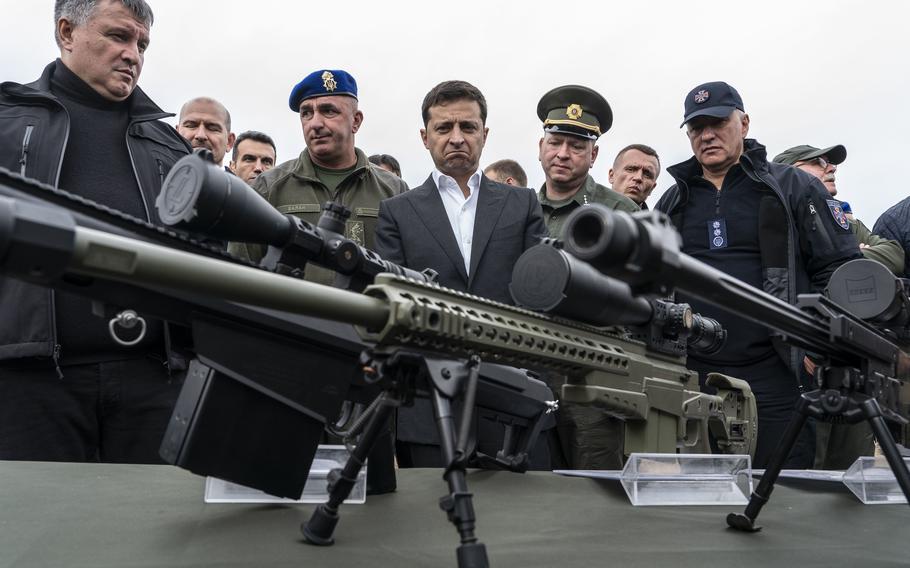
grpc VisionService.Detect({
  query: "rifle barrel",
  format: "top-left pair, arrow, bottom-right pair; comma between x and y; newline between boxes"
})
70,226 -> 391,330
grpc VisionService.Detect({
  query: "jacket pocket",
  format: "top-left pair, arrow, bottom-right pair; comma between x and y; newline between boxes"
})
131,122 -> 191,154
354,207 -> 379,217
762,267 -> 789,300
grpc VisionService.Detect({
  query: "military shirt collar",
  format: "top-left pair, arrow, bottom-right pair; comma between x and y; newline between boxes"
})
294,147 -> 370,182
538,174 -> 597,208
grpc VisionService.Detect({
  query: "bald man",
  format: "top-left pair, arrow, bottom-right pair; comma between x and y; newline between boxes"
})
177,97 -> 235,167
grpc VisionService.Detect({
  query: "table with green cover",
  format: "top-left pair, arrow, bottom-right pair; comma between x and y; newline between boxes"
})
0,461 -> 906,567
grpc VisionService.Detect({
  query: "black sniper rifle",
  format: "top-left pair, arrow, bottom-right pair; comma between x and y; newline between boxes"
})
561,203 -> 910,532
0,155 -> 754,567
0,160 -> 555,567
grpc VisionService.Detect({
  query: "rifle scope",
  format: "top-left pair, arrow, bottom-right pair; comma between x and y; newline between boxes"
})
510,242 -> 725,355
155,154 -> 433,290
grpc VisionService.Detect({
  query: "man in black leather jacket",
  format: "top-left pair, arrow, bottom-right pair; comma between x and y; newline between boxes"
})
656,81 -> 861,468
0,0 -> 191,463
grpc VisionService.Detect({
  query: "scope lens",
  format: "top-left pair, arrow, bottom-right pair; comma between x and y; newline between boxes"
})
569,214 -> 603,251
687,314 -> 726,355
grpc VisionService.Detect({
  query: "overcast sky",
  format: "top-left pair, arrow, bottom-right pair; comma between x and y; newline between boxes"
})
2,0 -> 908,223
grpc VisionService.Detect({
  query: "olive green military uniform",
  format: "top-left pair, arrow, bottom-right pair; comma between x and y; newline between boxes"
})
537,176 -> 640,239
535,85 -> 642,470
230,147 -> 407,285
851,217 -> 905,275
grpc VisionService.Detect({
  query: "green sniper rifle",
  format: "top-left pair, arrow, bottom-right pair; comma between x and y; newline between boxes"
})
155,155 -> 757,461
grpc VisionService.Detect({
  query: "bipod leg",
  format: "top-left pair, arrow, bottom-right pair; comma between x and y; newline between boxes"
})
860,399 -> 910,506
302,394 -> 397,545
431,383 -> 489,568
727,395 -> 811,532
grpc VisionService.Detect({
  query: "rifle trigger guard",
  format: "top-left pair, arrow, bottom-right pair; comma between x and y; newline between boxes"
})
108,309 -> 147,347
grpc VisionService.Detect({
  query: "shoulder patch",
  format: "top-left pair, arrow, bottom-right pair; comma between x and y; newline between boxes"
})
826,199 -> 850,231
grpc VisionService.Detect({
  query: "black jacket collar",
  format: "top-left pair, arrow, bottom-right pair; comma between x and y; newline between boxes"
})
1,60 -> 173,122
668,138 -> 770,184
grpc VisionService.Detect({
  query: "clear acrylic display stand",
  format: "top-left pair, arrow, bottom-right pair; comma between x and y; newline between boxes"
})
620,453 -> 752,506
204,445 -> 367,504
842,456 -> 910,504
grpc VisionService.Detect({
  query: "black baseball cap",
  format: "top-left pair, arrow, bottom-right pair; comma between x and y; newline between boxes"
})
680,81 -> 744,128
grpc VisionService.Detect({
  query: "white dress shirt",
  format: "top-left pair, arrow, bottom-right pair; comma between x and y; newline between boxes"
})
432,169 -> 482,275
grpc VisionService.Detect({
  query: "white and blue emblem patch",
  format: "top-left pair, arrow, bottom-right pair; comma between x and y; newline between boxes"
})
826,199 -> 850,231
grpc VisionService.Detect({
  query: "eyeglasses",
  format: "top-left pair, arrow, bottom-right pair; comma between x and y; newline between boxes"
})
802,156 -> 832,169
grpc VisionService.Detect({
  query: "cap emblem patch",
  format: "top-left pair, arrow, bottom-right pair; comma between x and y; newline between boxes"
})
321,71 -> 337,92
694,90 -> 710,104
566,104 -> 583,120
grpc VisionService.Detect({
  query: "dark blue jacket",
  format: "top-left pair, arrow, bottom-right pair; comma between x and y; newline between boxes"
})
656,138 -> 862,374
872,196 -> 910,279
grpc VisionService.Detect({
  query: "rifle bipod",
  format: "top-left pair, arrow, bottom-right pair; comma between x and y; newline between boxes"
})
302,351 -> 490,568
727,382 -> 910,532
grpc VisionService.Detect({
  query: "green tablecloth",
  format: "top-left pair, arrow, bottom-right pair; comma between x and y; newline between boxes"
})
0,461 -> 907,567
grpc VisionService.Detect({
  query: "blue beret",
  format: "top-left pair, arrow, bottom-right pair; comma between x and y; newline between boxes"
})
288,69 -> 358,112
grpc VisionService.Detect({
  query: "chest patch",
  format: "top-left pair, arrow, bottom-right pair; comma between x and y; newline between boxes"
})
826,199 -> 850,231
346,220 -> 365,246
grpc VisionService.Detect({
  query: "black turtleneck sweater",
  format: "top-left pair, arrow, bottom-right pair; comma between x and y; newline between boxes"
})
50,59 -> 163,363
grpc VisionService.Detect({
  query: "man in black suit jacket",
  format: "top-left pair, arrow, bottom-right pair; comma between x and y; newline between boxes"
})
374,80 -> 548,466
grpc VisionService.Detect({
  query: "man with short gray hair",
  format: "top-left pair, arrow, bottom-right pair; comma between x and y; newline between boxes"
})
656,81 -> 862,468
773,144 -> 903,276
0,0 -> 191,463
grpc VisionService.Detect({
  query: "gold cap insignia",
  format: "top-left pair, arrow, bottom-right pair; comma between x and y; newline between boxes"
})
321,71 -> 337,92
566,104 -> 583,120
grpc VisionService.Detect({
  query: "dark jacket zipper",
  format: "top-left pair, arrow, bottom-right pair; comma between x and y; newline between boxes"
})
125,122 -> 153,222
50,104 -> 71,378
18,125 -> 34,176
